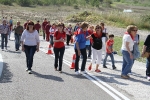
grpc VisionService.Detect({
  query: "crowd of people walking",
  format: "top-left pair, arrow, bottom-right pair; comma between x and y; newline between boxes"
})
0,16 -> 150,81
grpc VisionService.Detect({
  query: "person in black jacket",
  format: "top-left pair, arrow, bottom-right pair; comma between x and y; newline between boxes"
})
141,34 -> 150,81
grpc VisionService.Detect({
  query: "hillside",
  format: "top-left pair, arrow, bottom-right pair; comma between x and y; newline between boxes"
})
1,1 -> 150,30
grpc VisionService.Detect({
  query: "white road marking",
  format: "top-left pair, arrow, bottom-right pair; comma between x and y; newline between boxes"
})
40,48 -> 130,100
82,73 -> 121,100
87,72 -> 130,100
0,54 -> 4,77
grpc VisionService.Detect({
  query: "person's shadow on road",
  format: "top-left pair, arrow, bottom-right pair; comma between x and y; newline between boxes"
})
32,71 -> 64,82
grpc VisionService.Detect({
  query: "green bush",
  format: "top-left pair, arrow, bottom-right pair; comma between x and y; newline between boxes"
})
0,0 -> 12,5
16,0 -> 32,7
73,4 -> 79,9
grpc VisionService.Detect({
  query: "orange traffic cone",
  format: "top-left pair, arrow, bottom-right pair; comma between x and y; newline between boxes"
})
70,54 -> 76,69
46,44 -> 53,54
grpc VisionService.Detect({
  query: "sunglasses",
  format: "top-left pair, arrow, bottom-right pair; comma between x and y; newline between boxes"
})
132,30 -> 138,32
96,27 -> 101,29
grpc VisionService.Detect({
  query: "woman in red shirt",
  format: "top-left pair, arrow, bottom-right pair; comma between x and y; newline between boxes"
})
53,22 -> 66,73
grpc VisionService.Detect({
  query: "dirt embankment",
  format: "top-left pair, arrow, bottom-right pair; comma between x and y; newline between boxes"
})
106,26 -> 148,41
0,5 -> 149,41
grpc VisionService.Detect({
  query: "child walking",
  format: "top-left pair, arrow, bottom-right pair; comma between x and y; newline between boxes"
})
103,34 -> 116,70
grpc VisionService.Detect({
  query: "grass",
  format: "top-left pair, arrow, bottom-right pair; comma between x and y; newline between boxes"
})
114,36 -> 146,63
67,10 -> 150,31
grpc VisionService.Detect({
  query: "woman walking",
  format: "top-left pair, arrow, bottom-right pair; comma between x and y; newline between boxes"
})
88,25 -> 106,72
21,21 -> 40,74
121,25 -> 137,79
53,22 -> 66,73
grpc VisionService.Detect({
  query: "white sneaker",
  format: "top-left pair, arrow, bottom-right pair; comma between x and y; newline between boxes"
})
147,76 -> 150,81
80,71 -> 87,74
75,71 -> 80,75
28,70 -> 32,74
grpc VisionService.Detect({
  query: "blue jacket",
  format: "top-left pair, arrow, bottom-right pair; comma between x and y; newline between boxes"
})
74,29 -> 88,49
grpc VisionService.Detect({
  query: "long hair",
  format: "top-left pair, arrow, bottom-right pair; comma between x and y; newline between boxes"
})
26,21 -> 35,30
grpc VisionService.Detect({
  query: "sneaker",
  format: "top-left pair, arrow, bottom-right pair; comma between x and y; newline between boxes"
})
75,71 -> 80,75
88,57 -> 91,59
112,66 -> 116,70
28,70 -> 32,74
80,71 -> 87,74
59,71 -> 62,73
103,65 -> 107,68
147,76 -> 150,81
54,68 -> 58,71
88,65 -> 92,70
121,75 -> 129,79
26,69 -> 28,71
2,49 -> 4,51
95,69 -> 101,72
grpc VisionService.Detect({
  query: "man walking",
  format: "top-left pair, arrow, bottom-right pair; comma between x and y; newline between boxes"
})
42,18 -> 48,40
0,20 -> 10,50
13,21 -> 23,51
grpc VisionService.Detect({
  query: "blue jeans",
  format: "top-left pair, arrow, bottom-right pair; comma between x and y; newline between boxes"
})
24,45 -> 36,70
75,48 -> 87,72
53,46 -> 65,71
103,53 -> 115,67
1,34 -> 8,49
146,57 -> 150,76
50,35 -> 54,47
15,34 -> 21,50
86,44 -> 91,57
121,50 -> 133,75
146,59 -> 149,68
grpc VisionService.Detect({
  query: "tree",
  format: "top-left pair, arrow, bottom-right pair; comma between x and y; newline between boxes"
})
16,0 -> 32,6
0,0 -> 13,5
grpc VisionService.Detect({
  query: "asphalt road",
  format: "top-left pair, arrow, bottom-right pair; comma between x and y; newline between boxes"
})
0,35 -> 116,100
1,32 -> 149,100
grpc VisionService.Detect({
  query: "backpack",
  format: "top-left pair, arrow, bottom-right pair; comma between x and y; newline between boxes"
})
92,34 -> 102,50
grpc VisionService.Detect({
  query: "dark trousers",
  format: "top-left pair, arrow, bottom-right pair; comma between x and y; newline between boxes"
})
50,35 -> 54,46
37,30 -> 39,33
1,34 -> 8,49
66,35 -> 71,45
146,56 -> 150,76
43,30 -> 45,40
15,34 -> 21,50
24,45 -> 36,70
54,46 -> 65,71
75,48 -> 87,72
46,32 -> 50,41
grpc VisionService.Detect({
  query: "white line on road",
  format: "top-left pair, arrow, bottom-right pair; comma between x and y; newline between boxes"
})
0,54 -> 4,77
82,73 -> 121,100
87,72 -> 130,100
40,48 -> 130,100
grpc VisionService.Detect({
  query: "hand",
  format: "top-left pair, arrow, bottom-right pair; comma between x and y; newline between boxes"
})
78,50 -> 81,56
22,46 -> 25,52
130,53 -> 133,59
36,47 -> 39,52
141,52 -> 145,57
59,38 -> 64,42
